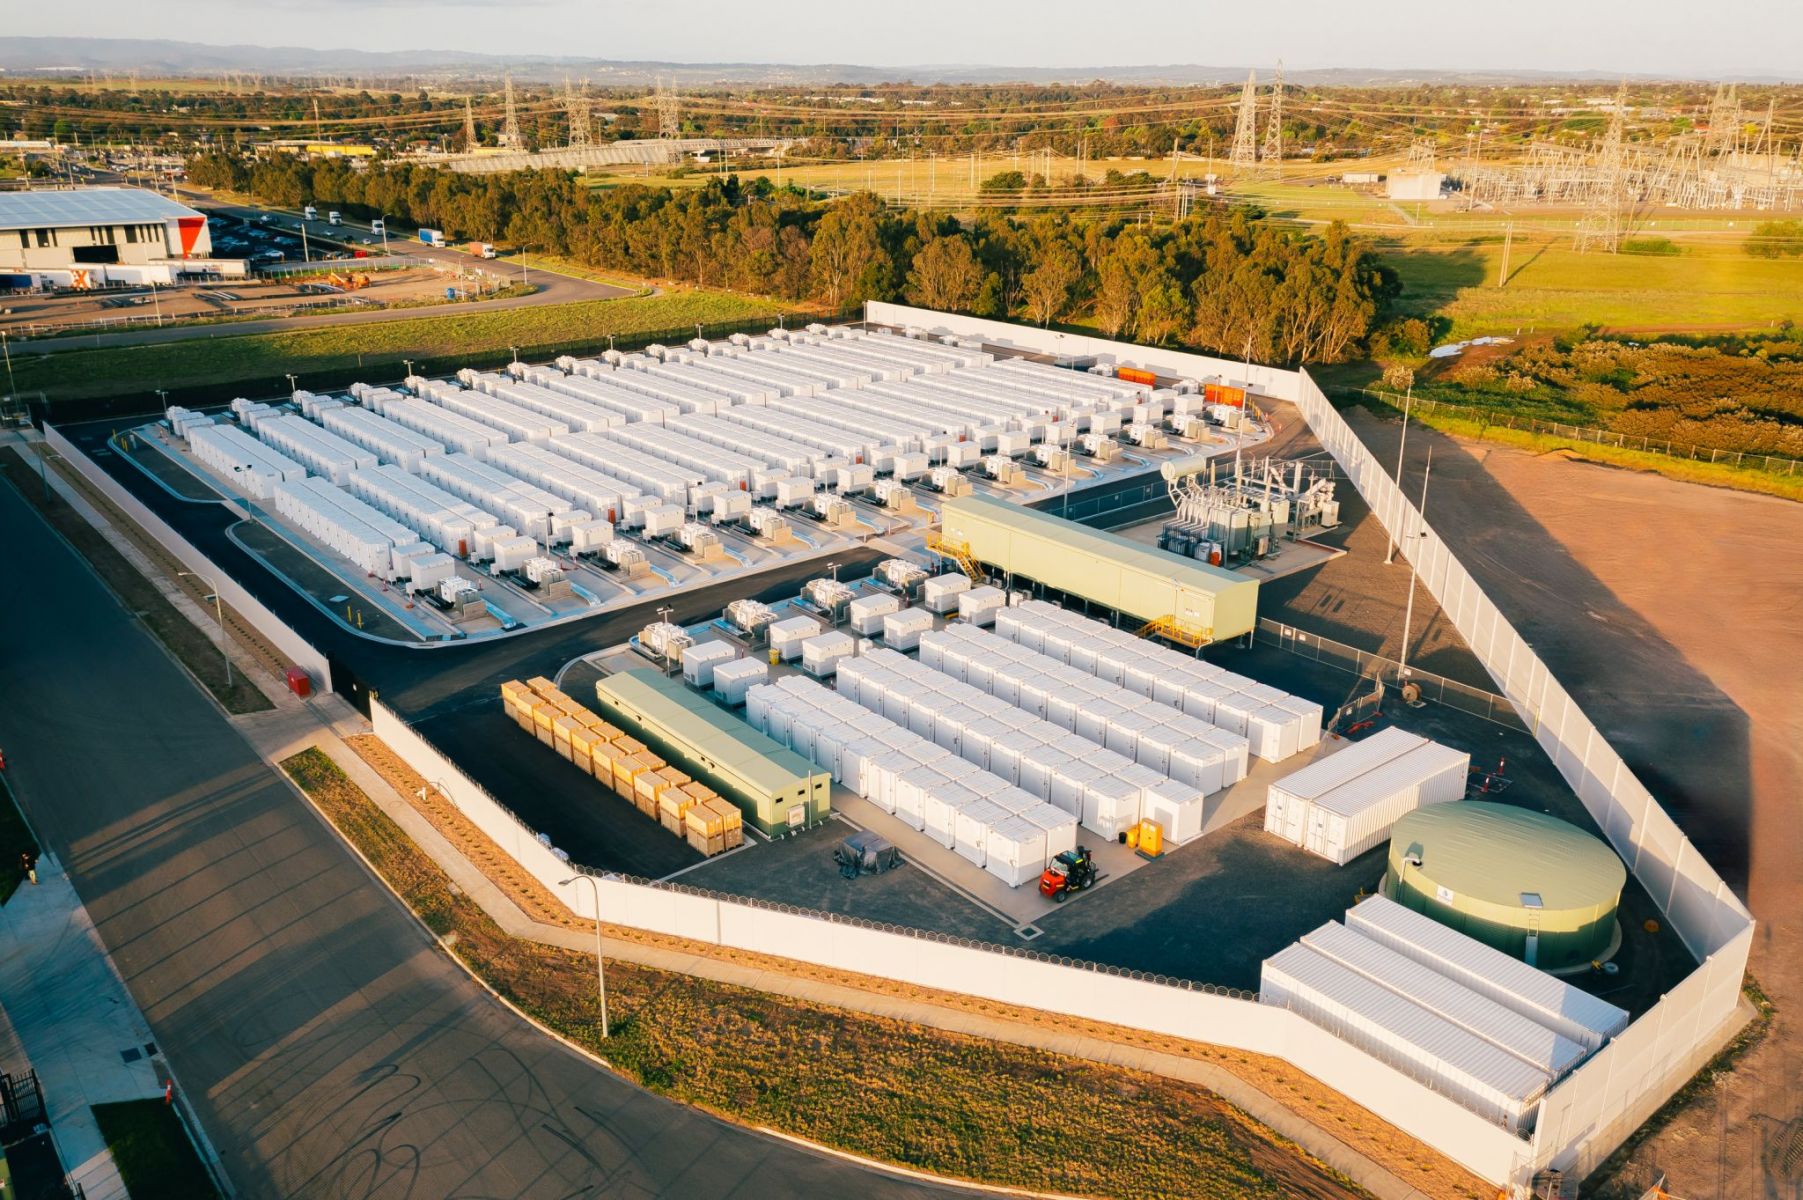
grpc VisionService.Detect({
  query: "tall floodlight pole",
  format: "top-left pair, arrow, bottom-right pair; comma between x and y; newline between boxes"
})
178,571 -> 233,688
560,874 -> 608,1037
1396,448 -> 1433,686
1384,380 -> 1414,564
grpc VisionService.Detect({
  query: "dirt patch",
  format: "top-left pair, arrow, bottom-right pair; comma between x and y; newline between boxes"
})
343,734 -> 1494,1200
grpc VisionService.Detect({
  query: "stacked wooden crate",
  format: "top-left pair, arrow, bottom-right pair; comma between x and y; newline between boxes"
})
501,678 -> 739,857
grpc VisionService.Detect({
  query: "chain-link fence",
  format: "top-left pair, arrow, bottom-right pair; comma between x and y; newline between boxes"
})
1255,618 -> 1527,731
1361,386 -> 1803,477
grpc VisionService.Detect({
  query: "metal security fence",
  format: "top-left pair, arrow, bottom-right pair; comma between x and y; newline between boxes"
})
1254,618 -> 1528,731
1360,386 -> 1803,477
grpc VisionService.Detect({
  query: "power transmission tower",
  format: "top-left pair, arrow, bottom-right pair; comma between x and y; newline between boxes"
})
1261,61 -> 1284,165
1228,69 -> 1260,171
1574,82 -> 1628,254
564,76 -> 591,149
499,73 -> 523,150
463,95 -> 477,148
655,77 -> 680,139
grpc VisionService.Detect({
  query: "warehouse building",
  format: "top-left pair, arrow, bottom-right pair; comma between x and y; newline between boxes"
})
1383,802 -> 1627,971
938,493 -> 1259,643
595,668 -> 830,836
0,186 -> 228,288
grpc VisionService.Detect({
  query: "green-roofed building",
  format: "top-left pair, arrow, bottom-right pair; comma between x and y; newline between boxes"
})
1383,802 -> 1627,972
595,668 -> 830,836
939,494 -> 1258,642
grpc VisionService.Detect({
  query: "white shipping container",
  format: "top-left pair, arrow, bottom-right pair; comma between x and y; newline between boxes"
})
1345,896 -> 1629,1051
953,799 -> 1009,867
1296,741 -> 1472,864
1020,803 -> 1078,862
957,585 -> 1007,627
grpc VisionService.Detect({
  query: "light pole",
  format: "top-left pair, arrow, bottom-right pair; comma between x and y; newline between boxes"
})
285,373 -> 297,399
148,280 -> 163,327
560,874 -> 609,1037
178,570 -> 233,688
1395,447 -> 1432,690
1,330 -> 15,401
1384,380 -> 1415,565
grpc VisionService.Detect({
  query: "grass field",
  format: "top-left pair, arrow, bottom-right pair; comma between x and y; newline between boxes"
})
92,1100 -> 220,1200
15,291 -> 778,403
279,746 -> 1370,1200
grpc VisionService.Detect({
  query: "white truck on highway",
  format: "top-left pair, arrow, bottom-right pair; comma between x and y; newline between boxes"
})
303,205 -> 318,221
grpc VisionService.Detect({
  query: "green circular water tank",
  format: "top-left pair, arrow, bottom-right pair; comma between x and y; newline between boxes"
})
1382,802 -> 1626,972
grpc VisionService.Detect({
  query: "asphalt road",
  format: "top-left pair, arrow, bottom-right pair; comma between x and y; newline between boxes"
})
0,477 -> 974,1199
18,189 -> 634,354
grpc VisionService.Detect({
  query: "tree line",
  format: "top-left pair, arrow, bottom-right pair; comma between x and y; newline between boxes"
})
187,151 -> 1397,363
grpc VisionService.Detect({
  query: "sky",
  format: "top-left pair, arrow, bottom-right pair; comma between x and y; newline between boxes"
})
11,0 -> 1800,78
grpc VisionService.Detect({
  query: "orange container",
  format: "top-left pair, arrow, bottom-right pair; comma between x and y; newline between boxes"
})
1116,366 -> 1158,386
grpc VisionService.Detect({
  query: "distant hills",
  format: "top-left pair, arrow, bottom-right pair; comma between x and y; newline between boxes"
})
0,36 -> 1792,86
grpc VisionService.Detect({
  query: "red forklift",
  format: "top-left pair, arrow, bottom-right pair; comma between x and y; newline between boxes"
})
1038,846 -> 1097,902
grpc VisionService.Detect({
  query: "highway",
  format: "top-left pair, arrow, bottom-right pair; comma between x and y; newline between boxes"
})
0,478 -> 970,1198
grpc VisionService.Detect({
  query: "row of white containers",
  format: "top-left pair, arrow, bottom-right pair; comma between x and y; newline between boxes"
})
1263,727 -> 1471,865
1261,895 -> 1630,1133
186,422 -> 306,500
994,601 -> 1322,762
345,463 -> 500,561
837,648 -> 1198,843
315,403 -> 447,474
270,476 -> 452,585
918,623 -> 1248,805
255,414 -> 378,486
745,675 -> 1078,886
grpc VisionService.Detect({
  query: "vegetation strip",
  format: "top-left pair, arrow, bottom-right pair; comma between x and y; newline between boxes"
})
91,1099 -> 221,1200
0,447 -> 273,713
279,746 -> 1370,1200
14,291 -> 780,406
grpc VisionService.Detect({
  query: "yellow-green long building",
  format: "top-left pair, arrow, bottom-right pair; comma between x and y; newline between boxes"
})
938,494 -> 1258,641
595,668 -> 830,836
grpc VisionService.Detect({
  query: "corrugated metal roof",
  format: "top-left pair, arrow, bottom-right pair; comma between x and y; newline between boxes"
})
1311,740 -> 1468,818
596,668 -> 823,795
1388,802 -> 1626,910
1300,921 -> 1588,1077
1263,942 -> 1551,1106
0,186 -> 202,229
942,494 -> 1249,595
1347,896 -> 1629,1043
1269,727 -> 1425,803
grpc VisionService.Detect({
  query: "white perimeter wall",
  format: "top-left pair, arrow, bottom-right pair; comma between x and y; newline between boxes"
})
863,301 -> 1304,403
370,699 -> 1528,1185
48,424 -> 332,687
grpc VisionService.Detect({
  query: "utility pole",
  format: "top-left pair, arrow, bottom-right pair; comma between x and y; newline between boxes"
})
1384,379 -> 1414,564
1395,448 -> 1433,686
560,874 -> 609,1038
1498,221 -> 1514,287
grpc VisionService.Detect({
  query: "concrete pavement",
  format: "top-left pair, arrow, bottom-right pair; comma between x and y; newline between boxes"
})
0,844 -> 166,1200
0,476 -> 979,1199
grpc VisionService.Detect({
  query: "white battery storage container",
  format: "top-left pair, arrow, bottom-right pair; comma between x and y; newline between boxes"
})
682,640 -> 740,689
956,585 -> 1007,626
801,631 -> 856,677
1345,896 -> 1629,1051
847,592 -> 902,635
1260,942 -> 1551,1134
922,573 -> 971,613
882,608 -> 934,650
768,614 -> 825,661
